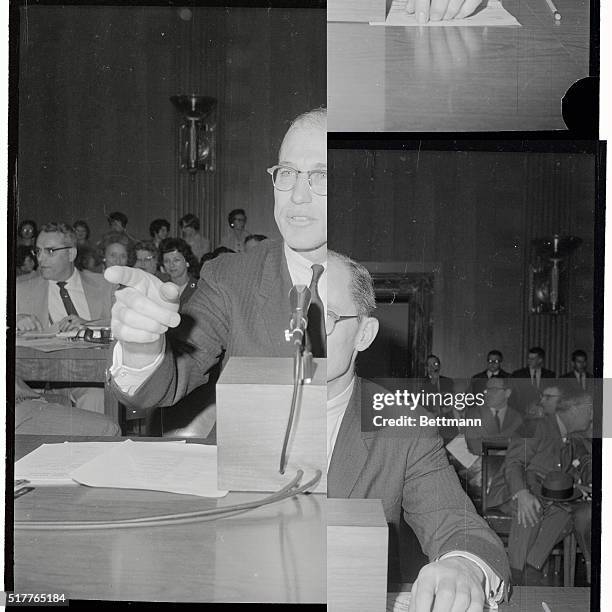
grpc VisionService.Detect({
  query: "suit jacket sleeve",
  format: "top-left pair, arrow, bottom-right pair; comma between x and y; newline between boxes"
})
401,426 -> 510,583
110,258 -> 230,409
503,426 -> 541,496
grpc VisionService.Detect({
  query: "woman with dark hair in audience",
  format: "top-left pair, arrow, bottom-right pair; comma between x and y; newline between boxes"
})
244,233 -> 268,252
220,208 -> 248,253
100,232 -> 134,269
17,220 -> 37,248
149,218 -> 171,249
73,220 -> 91,246
179,213 -> 210,261
158,237 -> 200,309
16,245 -> 39,279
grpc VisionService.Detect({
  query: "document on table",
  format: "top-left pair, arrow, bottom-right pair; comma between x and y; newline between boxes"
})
15,441 -> 139,485
70,439 -> 228,498
371,0 -> 520,26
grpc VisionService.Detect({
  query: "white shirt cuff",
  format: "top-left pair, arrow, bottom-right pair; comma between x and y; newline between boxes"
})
438,551 -> 503,609
109,338 -> 166,396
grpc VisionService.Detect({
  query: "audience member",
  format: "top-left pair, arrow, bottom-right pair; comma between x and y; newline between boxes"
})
200,246 -> 235,267
134,240 -> 161,277
158,238 -> 200,309
16,245 -> 38,279
220,208 -> 248,253
73,220 -> 91,246
149,218 -> 171,248
561,350 -> 592,392
419,354 -> 454,416
487,392 -> 592,585
511,347 -> 556,414
179,213 -> 210,261
470,350 -> 510,395
75,245 -> 102,273
100,232 -> 133,269
244,234 -> 268,252
17,220 -> 37,248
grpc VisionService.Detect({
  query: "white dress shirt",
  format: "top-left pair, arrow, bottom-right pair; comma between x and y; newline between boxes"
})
283,243 -> 327,317
48,268 -> 91,324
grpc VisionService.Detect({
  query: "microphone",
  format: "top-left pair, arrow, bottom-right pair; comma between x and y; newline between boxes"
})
286,285 -> 311,346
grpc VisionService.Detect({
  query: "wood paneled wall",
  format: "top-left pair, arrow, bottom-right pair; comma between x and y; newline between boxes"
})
329,149 -> 597,380
17,6 -> 325,245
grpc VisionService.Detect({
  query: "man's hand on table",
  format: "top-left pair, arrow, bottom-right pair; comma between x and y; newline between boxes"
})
104,266 -> 181,369
57,315 -> 86,332
406,0 -> 482,22
408,557 -> 486,612
16,314 -> 43,331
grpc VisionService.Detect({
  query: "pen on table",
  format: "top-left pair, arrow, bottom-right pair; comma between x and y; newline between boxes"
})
544,0 -> 561,21
15,486 -> 35,499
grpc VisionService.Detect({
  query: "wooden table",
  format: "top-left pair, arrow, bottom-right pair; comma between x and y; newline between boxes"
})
15,343 -> 118,424
12,435 -> 325,603
327,0 -> 589,131
388,585 -> 591,611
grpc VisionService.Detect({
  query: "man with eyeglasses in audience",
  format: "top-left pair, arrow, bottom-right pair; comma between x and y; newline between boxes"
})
16,222 -> 112,333
469,350 -> 510,396
105,109 -> 327,414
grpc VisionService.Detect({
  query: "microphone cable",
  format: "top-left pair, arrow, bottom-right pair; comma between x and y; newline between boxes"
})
14,469 -> 322,531
279,344 -> 303,474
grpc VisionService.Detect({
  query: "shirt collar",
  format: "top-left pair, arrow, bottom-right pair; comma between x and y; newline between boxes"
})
283,242 -> 326,281
49,267 -> 79,287
328,377 -> 355,411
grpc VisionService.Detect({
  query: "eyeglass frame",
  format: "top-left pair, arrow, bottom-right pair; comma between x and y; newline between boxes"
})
33,246 -> 73,258
267,164 -> 327,196
326,310 -> 360,336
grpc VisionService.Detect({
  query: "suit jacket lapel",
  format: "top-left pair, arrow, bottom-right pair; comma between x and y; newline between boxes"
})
258,241 -> 292,351
79,271 -> 100,320
328,378 -> 371,497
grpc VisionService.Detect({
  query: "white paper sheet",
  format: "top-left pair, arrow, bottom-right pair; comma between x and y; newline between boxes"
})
371,0 -> 520,26
445,434 -> 479,468
69,439 -> 228,498
14,440 -> 186,486
15,442 -> 131,485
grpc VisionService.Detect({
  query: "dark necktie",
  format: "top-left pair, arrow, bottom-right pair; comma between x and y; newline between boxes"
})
56,281 -> 79,317
494,410 -> 502,433
307,264 -> 326,358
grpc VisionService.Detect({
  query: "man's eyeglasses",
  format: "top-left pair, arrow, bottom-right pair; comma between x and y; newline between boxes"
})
488,359 -> 501,364
33,246 -> 72,258
267,165 -> 327,196
326,310 -> 359,336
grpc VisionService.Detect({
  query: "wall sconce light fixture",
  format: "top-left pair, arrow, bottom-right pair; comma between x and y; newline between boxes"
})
170,94 -> 217,177
529,234 -> 582,315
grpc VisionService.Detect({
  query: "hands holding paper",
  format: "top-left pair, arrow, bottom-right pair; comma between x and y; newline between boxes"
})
104,266 -> 181,368
406,0 -> 483,22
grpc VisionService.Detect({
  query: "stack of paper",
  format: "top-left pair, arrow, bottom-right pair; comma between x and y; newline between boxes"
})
15,440 -> 228,498
371,0 -> 520,26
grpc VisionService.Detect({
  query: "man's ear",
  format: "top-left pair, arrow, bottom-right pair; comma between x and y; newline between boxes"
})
68,247 -> 77,263
355,317 -> 379,353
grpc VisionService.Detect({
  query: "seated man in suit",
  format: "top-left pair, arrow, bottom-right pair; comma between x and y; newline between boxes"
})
487,392 -> 592,584
16,222 -> 114,414
469,350 -> 510,396
560,349 -> 592,392
418,354 -> 454,418
511,347 -> 556,415
105,108 -> 327,413
16,222 -> 113,332
326,250 -> 509,611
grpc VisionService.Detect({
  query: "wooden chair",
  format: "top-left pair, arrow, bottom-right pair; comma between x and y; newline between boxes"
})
480,439 -> 577,586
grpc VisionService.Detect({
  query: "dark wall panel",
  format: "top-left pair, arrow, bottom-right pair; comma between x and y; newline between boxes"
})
329,149 -> 596,380
17,6 -> 326,245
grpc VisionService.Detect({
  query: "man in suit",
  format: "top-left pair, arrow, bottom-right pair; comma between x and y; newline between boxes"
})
418,354 -> 454,418
105,108 -> 327,409
16,222 -> 113,332
469,350 -> 510,396
511,347 -> 556,415
326,250 -> 509,611
487,392 -> 592,584
561,350 -> 592,392
16,222 -> 113,414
